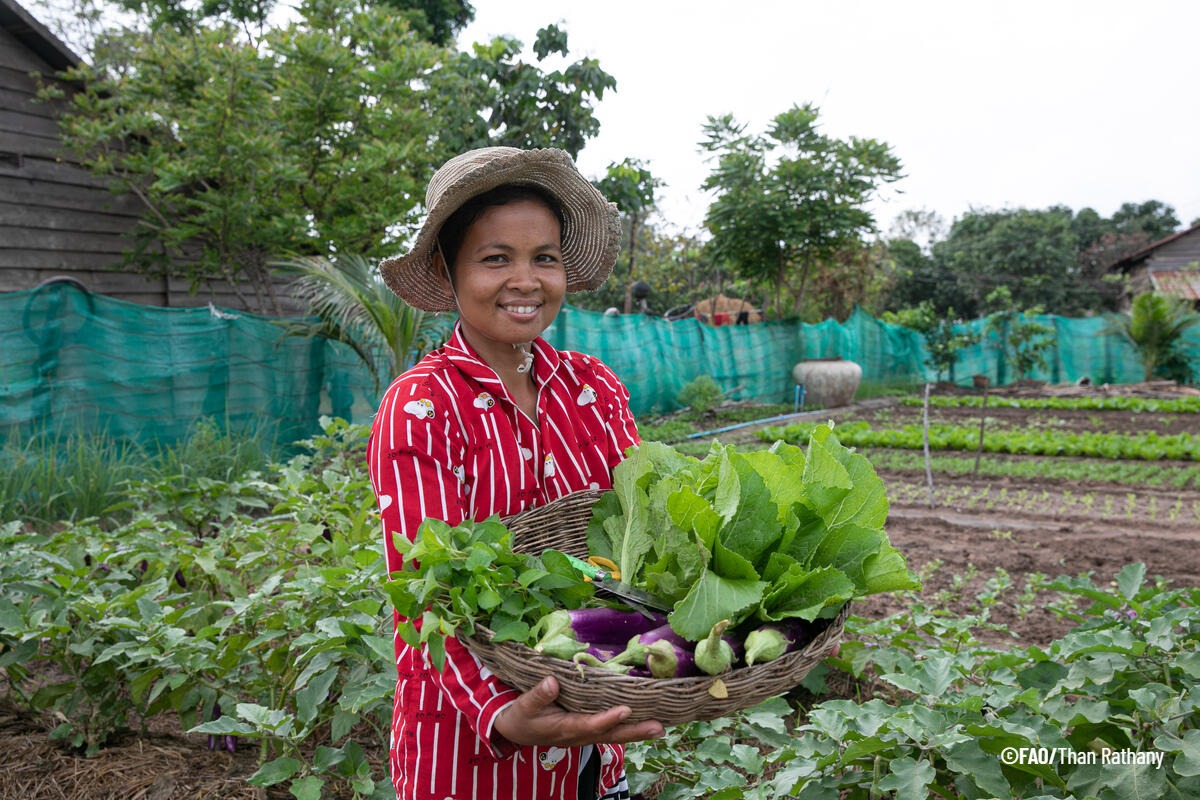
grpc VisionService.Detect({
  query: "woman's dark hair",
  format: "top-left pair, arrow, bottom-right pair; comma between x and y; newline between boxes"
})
436,183 -> 565,272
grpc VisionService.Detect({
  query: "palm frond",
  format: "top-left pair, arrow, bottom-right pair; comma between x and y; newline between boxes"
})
274,255 -> 447,391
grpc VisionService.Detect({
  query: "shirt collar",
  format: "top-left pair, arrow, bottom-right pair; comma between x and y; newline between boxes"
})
443,321 -> 561,391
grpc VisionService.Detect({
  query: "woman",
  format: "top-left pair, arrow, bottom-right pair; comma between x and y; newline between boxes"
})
369,146 -> 665,800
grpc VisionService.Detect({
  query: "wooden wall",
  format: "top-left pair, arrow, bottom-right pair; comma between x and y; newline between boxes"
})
1144,226 -> 1200,271
0,12 -> 303,315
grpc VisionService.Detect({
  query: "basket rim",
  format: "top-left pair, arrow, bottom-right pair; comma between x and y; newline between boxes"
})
464,602 -> 848,691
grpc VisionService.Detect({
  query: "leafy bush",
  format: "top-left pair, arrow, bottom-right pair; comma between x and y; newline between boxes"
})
676,375 -> 724,414
0,418 -> 394,798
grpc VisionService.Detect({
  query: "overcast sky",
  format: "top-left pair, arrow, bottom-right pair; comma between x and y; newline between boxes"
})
458,1 -> 1200,240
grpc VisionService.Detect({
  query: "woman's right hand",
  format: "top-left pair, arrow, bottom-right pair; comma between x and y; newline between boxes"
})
492,676 -> 665,748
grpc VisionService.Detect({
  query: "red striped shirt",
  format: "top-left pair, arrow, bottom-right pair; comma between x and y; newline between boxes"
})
368,323 -> 640,799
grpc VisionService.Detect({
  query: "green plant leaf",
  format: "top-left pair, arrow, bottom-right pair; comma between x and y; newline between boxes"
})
296,667 -> 339,725
759,566 -> 854,622
669,569 -> 766,641
247,756 -> 304,787
1116,562 -> 1147,601
876,756 -> 936,800
289,775 -> 324,800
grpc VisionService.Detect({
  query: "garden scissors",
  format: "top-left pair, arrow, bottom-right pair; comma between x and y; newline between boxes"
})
563,554 -> 672,617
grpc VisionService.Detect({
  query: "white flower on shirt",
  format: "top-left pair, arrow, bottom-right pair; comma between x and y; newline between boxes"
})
543,453 -> 556,478
451,465 -> 466,483
520,446 -> 533,461
473,391 -> 495,410
403,398 -> 435,420
576,384 -> 598,406
377,494 -> 393,513
538,746 -> 567,770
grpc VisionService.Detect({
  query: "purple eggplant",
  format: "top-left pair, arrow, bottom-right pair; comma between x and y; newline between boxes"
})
564,607 -> 667,645
635,624 -> 698,678
572,639 -> 647,674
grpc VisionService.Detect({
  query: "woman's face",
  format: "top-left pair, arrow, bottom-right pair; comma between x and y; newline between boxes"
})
441,198 -> 566,362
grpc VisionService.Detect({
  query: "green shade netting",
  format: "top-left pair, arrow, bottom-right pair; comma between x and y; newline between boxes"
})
1,283 -> 1192,447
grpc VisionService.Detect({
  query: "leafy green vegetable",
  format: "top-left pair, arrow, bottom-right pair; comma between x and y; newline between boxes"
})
384,516 -> 593,670
589,424 -> 920,642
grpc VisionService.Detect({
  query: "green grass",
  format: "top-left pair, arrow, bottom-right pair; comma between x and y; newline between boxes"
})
0,419 -> 274,528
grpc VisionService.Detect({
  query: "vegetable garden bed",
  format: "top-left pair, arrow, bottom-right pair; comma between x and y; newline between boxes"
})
3,384 -> 1199,799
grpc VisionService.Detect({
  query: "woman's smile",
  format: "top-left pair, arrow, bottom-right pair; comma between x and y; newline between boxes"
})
442,198 -> 566,369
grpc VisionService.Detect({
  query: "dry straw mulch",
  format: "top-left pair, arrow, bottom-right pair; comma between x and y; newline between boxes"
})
0,704 -> 266,800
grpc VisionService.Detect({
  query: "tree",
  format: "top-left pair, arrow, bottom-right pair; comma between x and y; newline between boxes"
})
882,301 -> 980,382
1106,291 -> 1200,382
594,158 -> 661,312
886,202 -> 1180,319
50,1 -> 615,313
382,0 -> 475,46
931,208 -> 1080,317
432,25 -> 616,159
700,104 -> 903,318
1111,200 -> 1180,242
983,287 -> 1055,383
887,207 -> 947,255
802,240 -> 894,322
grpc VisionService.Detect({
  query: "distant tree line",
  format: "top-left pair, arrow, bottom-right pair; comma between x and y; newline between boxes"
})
44,0 -> 1192,378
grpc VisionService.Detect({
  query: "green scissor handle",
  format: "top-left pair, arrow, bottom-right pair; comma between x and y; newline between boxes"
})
562,552 -> 608,581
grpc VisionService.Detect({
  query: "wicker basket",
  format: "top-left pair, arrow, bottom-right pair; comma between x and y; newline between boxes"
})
462,490 -> 848,726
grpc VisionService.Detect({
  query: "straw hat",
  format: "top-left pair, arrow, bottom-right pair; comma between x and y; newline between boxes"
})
380,147 -> 622,312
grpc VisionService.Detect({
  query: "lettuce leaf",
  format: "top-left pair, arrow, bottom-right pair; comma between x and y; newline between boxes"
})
589,424 -> 919,642
668,568 -> 766,641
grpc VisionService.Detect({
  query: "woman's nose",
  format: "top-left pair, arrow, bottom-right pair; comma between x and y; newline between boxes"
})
506,260 -> 539,289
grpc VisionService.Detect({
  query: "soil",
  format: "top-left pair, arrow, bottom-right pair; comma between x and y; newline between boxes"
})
4,382 -> 1199,798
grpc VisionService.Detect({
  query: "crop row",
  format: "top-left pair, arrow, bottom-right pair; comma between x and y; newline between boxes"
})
866,450 -> 1200,489
899,394 -> 1200,414
762,420 -> 1200,461
885,481 -> 1200,525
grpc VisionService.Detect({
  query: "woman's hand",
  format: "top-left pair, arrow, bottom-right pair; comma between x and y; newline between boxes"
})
492,676 -> 665,748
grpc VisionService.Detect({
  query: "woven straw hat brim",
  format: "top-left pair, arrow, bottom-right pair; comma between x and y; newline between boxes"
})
380,147 -> 621,312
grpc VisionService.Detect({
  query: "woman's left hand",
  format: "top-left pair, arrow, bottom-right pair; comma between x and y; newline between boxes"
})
492,676 -> 665,748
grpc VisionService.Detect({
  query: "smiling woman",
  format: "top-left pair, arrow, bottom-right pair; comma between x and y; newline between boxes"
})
368,147 -> 662,800
434,188 -> 568,415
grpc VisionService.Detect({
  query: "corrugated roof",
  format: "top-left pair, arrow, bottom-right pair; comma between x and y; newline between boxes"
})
1149,269 -> 1200,301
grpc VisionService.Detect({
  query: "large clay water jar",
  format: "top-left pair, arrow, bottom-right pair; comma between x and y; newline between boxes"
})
792,359 -> 862,408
